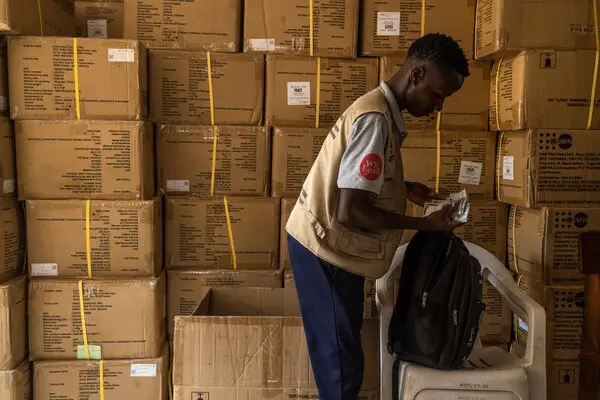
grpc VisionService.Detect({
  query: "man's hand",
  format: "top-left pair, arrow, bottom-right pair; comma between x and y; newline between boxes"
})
406,181 -> 442,207
422,205 -> 463,232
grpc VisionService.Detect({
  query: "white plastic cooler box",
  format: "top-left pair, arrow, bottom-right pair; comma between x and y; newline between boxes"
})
377,241 -> 547,400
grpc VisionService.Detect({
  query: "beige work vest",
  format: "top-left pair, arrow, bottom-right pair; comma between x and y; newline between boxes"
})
286,86 -> 407,279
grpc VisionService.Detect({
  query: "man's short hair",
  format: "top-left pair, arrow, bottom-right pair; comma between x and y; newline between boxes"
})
407,33 -> 470,77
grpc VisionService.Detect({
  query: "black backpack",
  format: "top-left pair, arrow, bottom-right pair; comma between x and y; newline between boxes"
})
388,230 -> 485,370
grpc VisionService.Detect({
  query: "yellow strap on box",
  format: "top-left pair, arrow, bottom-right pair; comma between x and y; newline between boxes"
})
315,57 -> 321,128
420,0 -> 426,37
73,38 -> 81,120
496,132 -> 505,201
511,205 -> 519,274
435,112 -> 441,193
474,1 -> 479,60
209,126 -> 219,196
206,52 -> 215,126
85,200 -> 92,278
309,0 -> 315,56
494,58 -> 504,131
587,0 -> 600,130
37,0 -> 44,36
99,359 -> 105,400
168,362 -> 174,400
512,274 -> 525,341
78,280 -> 90,360
223,196 -> 238,270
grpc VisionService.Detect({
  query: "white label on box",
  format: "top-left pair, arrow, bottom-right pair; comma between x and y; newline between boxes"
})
503,156 -> 514,180
287,82 -> 311,105
2,179 -> 15,193
31,263 -> 58,277
377,12 -> 401,36
87,19 -> 108,38
250,38 -> 275,51
166,180 -> 190,192
131,364 -> 157,377
108,48 -> 135,63
0,96 -> 8,111
458,161 -> 483,185
518,317 -> 529,332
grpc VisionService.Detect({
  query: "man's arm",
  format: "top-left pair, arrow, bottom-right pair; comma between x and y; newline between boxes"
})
337,188 -> 459,232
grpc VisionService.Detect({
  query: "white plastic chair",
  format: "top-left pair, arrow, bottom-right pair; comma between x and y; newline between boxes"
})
377,241 -> 547,400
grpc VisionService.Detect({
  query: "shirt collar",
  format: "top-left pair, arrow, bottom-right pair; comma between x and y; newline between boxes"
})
380,81 -> 407,135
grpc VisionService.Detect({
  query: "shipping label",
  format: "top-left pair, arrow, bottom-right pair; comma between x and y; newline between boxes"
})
287,82 -> 311,105
377,12 -> 401,36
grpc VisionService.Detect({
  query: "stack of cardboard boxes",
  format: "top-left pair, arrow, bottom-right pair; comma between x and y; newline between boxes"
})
50,0 -> 600,398
0,117 -> 28,399
476,1 -> 600,398
0,2 -> 76,398
4,1 -> 169,393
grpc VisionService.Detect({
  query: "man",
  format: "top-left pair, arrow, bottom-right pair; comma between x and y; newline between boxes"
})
286,33 -> 470,399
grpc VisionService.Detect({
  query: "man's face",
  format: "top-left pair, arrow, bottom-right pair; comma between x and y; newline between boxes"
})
405,64 -> 464,118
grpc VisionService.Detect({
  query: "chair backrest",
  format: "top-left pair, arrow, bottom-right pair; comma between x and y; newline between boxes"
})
376,241 -> 547,400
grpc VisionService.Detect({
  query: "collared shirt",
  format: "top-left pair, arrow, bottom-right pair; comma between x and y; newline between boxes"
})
337,82 -> 407,195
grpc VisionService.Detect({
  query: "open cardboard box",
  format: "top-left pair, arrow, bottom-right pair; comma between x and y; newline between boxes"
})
172,287 -> 379,399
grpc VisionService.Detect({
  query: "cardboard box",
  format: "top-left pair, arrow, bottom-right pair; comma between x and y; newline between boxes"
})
0,118 -> 15,198
167,269 -> 283,336
0,362 -> 31,400
271,127 -> 328,197
508,206 -> 597,284
172,288 -> 379,399
26,198 -> 162,278
284,270 -> 380,319
479,279 -> 512,344
243,0 -> 359,58
15,120 -> 155,200
401,130 -> 496,199
514,284 -> 584,400
496,129 -> 600,207
157,125 -> 271,196
490,51 -> 600,131
124,0 -> 241,51
266,55 -> 380,128
28,274 -> 166,361
0,276 -> 26,371
476,0 -> 596,59
149,49 -> 264,125
166,197 -> 280,269
8,36 -> 147,120
402,200 -> 508,262
361,0 -> 476,59
279,198 -> 295,270
0,42 -> 9,118
75,0 -> 124,39
381,58 -> 490,130
515,273 -> 545,305
0,198 -> 24,285
0,0 -> 75,35
34,348 -> 169,400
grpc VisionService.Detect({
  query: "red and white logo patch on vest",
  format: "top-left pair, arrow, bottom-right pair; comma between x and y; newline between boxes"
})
359,154 -> 383,181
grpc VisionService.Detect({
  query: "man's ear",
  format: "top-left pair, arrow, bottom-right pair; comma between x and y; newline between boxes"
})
410,66 -> 425,86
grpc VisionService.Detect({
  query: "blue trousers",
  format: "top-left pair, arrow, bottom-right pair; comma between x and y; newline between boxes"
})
287,234 -> 366,400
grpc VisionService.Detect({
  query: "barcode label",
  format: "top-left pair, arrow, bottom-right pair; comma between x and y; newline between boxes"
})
377,12 -> 401,36
108,48 -> 135,63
